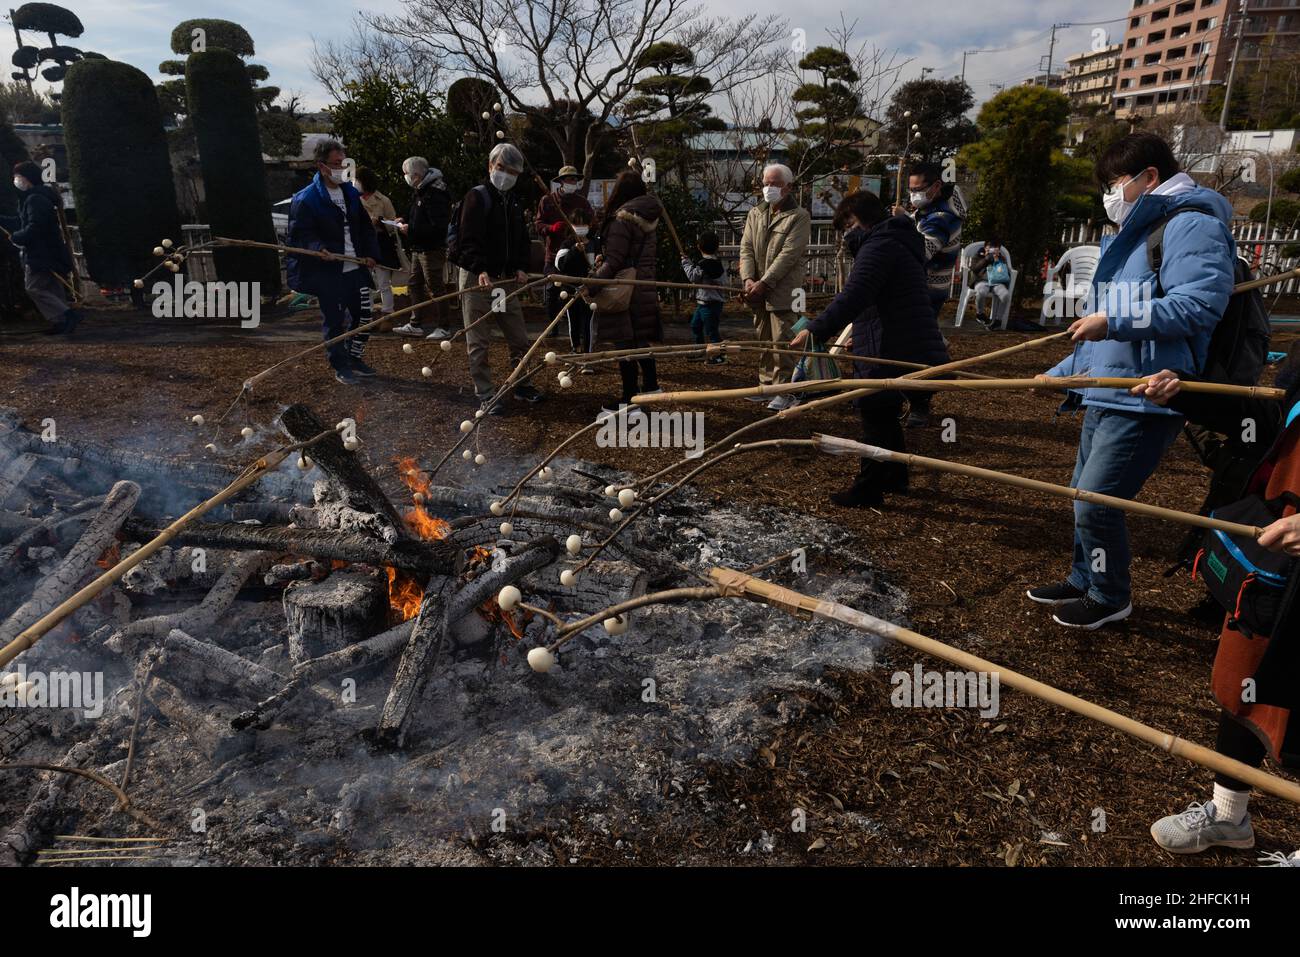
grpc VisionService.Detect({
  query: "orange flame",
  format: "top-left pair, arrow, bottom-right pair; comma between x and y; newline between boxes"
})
95,542 -> 121,570
387,567 -> 424,623
395,456 -> 450,542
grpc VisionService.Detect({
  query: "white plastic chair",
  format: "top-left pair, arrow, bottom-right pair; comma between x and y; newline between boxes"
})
1040,245 -> 1100,326
954,241 -> 1018,329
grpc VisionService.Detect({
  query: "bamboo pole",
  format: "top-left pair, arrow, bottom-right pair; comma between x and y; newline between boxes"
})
529,271 -> 732,296
214,236 -> 375,269
812,434 -> 1263,539
0,431 -> 334,669
636,374 -> 1287,405
709,568 -> 1300,806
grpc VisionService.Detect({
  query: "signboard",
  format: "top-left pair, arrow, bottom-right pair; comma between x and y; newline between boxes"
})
809,174 -> 883,218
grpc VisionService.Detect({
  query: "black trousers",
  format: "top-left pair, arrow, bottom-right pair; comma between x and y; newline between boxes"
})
619,358 -> 658,405
853,390 -> 908,487
1214,711 -> 1268,791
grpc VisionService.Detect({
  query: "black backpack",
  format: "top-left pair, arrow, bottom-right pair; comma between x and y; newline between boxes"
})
1147,207 -> 1271,388
445,184 -> 492,269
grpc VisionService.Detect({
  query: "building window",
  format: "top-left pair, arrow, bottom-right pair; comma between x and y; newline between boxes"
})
1172,24 -> 1190,38
1123,57 -> 1136,68
1175,0 -> 1194,13
1120,77 -> 1132,89
1148,30 -> 1166,43
1152,8 -> 1169,21
1140,73 -> 1158,86
1167,46 -> 1186,60
1143,52 -> 1162,65
1196,17 -> 1216,30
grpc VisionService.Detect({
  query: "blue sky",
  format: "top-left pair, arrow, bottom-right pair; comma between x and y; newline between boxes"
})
9,0 -> 1131,113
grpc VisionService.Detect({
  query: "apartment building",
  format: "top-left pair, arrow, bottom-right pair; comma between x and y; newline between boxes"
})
1114,0 -> 1300,119
1063,43 -> 1122,112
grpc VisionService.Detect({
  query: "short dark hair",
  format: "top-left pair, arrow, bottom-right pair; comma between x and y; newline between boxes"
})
909,162 -> 943,186
1095,132 -> 1180,187
354,166 -> 378,193
314,138 -> 344,166
832,190 -> 887,231
697,231 -> 719,254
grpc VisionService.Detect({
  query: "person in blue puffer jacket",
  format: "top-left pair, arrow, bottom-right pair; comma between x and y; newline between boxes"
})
1027,132 -> 1236,631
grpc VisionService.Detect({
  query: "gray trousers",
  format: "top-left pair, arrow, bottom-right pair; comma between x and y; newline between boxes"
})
974,281 -> 1009,312
458,268 -> 530,398
24,265 -> 68,322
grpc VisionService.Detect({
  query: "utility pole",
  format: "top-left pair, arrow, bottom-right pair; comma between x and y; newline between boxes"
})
962,51 -> 969,84
1040,23 -> 1059,86
1219,0 -> 1247,131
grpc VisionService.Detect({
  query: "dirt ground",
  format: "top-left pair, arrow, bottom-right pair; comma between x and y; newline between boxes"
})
2,294 -> 1298,867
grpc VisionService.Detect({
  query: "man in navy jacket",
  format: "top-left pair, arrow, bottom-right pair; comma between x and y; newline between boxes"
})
287,140 -> 380,385
1,160 -> 79,334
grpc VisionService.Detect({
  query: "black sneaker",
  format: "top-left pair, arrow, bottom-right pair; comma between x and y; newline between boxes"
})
829,477 -> 885,509
513,384 -> 544,403
1026,581 -> 1086,606
350,358 -> 379,378
1052,594 -> 1133,630
335,369 -> 360,386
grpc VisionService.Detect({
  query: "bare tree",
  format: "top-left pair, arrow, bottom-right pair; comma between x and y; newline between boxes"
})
364,0 -> 783,180
311,21 -> 446,100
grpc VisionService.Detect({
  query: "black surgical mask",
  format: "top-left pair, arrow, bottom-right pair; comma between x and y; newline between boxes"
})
843,225 -> 868,256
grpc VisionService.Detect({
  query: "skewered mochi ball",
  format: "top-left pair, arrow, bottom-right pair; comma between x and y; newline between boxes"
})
165,262 -> 180,272
539,466 -> 553,480
297,455 -> 313,470
544,352 -> 558,364
565,534 -> 582,555
462,449 -> 473,460
422,367 -> 433,377
560,569 -> 576,586
153,246 -> 165,257
133,279 -> 144,289
604,485 -> 617,497
608,508 -> 623,522
499,521 -> 513,536
558,375 -> 573,389
481,111 -> 491,120
603,615 -> 629,636
493,102 -> 502,111
618,489 -> 635,508
497,585 -> 521,611
474,453 -> 486,465
459,419 -> 474,433
440,340 -> 452,352
240,427 -> 254,438
560,290 -> 569,300
161,238 -> 174,249
490,501 -> 504,516
402,343 -> 414,353
204,443 -> 217,453
527,647 -> 555,673
495,130 -> 505,140
190,414 -> 205,426
475,409 -> 485,418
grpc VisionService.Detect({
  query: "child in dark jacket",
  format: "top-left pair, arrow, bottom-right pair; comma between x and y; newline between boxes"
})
681,231 -> 726,363
552,209 -> 594,354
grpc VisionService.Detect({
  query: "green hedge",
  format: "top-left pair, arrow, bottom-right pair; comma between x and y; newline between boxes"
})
186,48 -> 280,291
63,59 -> 181,285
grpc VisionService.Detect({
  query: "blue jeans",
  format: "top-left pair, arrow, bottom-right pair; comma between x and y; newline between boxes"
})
318,267 -> 374,372
1065,405 -> 1184,606
691,300 -> 723,343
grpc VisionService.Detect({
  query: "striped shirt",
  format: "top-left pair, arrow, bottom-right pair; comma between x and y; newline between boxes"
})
913,186 -> 967,293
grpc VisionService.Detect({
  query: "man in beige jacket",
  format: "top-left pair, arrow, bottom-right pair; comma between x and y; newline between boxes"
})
740,164 -> 811,409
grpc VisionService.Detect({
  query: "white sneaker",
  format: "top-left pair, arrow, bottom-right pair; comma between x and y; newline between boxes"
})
1258,850 -> 1300,866
1150,801 -> 1255,854
424,327 -> 451,340
766,394 -> 796,411
394,322 -> 425,337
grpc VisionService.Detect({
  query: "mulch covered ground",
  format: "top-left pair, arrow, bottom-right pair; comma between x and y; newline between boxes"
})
2,295 -> 1297,867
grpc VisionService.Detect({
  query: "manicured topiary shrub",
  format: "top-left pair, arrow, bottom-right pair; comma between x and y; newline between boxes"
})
186,47 -> 280,291
62,58 -> 182,285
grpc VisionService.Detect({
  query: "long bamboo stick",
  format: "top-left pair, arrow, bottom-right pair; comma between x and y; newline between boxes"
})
529,271 -> 732,296
710,568 -> 1300,805
0,431 -> 333,669
636,374 -> 1287,405
813,434 -> 1263,539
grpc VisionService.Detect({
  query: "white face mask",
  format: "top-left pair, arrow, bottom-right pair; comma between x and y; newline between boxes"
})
324,167 -> 345,185
406,171 -> 422,187
561,181 -> 581,194
909,189 -> 930,208
762,185 -> 784,204
491,169 -> 518,191
12,177 -> 27,191
1103,175 -> 1147,226
572,225 -> 589,238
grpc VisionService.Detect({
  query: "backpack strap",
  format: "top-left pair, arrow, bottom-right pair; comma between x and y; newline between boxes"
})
1145,205 -> 1212,297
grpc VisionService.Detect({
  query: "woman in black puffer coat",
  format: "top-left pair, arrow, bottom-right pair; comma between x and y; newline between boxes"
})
794,189 -> 949,507
590,171 -> 663,413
